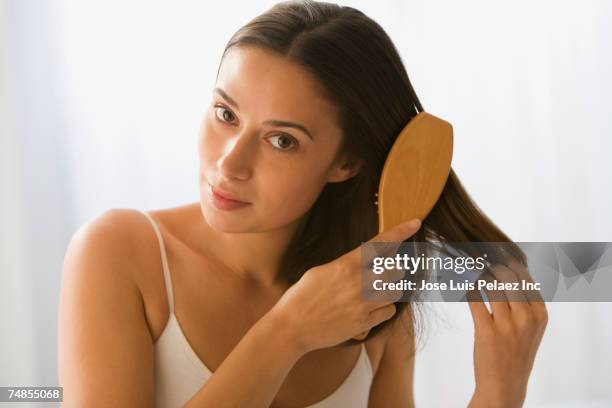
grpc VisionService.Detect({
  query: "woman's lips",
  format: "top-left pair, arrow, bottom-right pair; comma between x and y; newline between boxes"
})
208,184 -> 251,211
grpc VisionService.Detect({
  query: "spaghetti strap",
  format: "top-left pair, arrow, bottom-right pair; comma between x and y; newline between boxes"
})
139,210 -> 175,313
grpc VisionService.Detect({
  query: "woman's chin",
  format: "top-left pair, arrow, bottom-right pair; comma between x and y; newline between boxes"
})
200,204 -> 252,233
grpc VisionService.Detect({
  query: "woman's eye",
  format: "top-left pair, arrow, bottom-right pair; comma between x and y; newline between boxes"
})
214,106 -> 235,123
213,105 -> 297,152
269,134 -> 298,151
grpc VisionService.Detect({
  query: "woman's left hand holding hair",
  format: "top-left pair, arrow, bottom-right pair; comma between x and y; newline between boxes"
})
466,259 -> 548,408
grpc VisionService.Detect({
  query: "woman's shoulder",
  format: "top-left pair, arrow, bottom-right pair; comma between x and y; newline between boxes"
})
72,204 -> 208,334
69,207 -> 156,265
91,202 -> 202,248
70,203 -> 201,288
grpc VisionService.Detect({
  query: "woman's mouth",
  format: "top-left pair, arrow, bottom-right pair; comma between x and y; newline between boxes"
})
208,184 -> 252,211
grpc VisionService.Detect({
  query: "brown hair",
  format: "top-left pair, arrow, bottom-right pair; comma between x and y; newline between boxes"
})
217,0 -> 525,353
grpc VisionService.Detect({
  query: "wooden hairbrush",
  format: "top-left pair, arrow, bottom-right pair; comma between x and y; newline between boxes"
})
353,111 -> 454,340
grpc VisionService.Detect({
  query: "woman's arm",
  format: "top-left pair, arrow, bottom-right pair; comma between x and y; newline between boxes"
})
183,310 -> 303,407
367,307 -> 416,408
59,210 -> 306,408
58,210 -> 156,407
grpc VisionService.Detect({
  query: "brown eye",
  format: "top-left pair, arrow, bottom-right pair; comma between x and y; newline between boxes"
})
214,106 -> 235,123
269,134 -> 298,151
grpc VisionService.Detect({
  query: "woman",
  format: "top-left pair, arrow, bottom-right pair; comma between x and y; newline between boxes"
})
58,1 -> 548,407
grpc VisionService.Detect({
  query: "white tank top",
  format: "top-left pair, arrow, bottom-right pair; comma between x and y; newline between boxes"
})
139,210 -> 374,407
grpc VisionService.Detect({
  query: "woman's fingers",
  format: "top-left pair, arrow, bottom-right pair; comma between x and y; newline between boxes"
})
492,264 -> 529,309
353,330 -> 369,340
477,262 -> 548,335
505,258 -> 546,305
351,218 -> 421,268
480,268 -> 511,322
363,261 -> 406,297
369,219 -> 421,245
489,264 -> 537,329
503,258 -> 549,328
466,288 -> 492,328
366,303 -> 397,328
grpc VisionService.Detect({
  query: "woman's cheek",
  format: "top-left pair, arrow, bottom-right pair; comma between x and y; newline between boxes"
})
280,174 -> 326,214
199,123 -> 221,164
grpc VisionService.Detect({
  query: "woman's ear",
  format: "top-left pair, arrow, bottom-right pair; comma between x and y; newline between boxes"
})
327,153 -> 363,183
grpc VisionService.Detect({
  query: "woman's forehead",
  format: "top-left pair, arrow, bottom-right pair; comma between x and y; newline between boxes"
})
216,46 -> 341,134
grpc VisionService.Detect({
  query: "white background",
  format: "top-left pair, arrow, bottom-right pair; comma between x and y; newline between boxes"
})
1,0 -> 611,407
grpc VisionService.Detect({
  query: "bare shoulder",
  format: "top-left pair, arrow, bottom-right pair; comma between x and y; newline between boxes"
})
68,208 -> 151,249
385,304 -> 416,347
362,304 -> 416,376
60,205 -> 159,300
58,208 -> 163,406
66,208 -> 167,288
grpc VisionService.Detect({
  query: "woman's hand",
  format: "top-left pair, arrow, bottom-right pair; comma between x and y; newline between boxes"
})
467,259 -> 549,408
268,218 -> 422,354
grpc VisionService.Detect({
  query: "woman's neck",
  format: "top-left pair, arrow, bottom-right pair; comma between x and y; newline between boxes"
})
186,202 -> 305,288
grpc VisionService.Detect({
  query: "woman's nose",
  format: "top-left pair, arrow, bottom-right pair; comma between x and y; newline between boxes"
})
217,132 -> 254,180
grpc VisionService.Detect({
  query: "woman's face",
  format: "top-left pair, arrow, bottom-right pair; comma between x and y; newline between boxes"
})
198,46 -> 359,232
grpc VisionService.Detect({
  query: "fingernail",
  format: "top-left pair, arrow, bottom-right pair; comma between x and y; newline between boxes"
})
405,218 -> 421,229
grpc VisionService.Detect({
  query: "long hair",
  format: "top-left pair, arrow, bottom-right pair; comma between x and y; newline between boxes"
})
217,0 -> 525,353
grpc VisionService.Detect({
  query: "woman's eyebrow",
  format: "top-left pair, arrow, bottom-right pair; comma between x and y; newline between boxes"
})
213,87 -> 314,141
